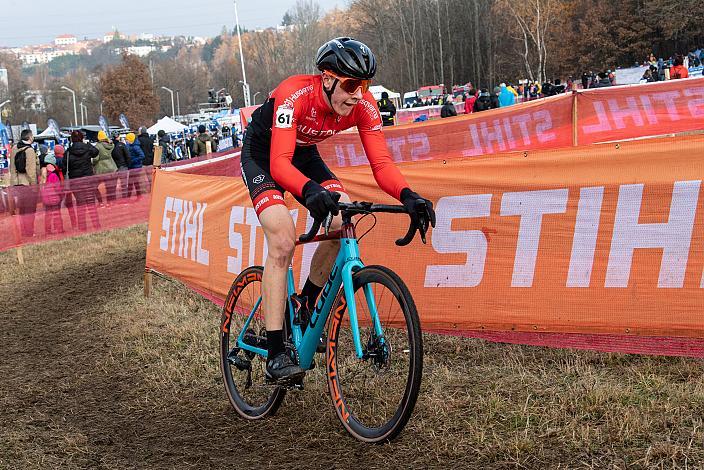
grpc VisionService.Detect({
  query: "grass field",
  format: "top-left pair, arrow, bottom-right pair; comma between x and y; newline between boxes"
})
1,225 -> 703,469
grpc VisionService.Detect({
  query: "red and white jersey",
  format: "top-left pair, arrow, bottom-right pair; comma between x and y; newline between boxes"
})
246,74 -> 409,199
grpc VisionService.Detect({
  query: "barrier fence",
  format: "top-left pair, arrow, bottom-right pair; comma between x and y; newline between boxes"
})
145,134 -> 704,355
0,150 -> 239,252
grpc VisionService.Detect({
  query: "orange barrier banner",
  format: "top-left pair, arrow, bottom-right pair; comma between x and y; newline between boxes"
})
146,134 -> 704,339
577,76 -> 704,144
315,94 -> 574,167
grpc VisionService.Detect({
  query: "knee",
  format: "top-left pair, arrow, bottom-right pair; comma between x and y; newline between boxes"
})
267,230 -> 295,266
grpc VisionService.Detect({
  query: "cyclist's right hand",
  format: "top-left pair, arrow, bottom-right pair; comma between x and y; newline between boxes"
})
302,180 -> 340,221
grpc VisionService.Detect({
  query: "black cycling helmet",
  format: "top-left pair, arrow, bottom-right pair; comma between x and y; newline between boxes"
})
315,37 -> 377,80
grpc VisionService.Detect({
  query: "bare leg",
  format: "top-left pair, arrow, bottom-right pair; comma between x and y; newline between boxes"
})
307,192 -> 351,285
258,204 -> 296,331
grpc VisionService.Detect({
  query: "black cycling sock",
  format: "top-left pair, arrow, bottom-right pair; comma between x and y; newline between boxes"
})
301,278 -> 323,311
266,330 -> 285,360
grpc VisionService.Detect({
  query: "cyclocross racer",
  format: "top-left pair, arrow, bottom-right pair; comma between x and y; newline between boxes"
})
239,37 -> 436,383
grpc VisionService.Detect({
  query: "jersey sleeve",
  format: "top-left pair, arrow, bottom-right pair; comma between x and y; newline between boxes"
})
356,95 -> 409,200
268,80 -> 311,198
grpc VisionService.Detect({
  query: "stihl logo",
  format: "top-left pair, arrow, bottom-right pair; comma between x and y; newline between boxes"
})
426,181 -> 702,289
160,197 -> 209,265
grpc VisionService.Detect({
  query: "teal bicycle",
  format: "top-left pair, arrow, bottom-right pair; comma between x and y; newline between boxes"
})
219,201 -> 426,443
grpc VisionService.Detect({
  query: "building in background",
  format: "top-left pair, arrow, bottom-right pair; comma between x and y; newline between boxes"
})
54,35 -> 77,46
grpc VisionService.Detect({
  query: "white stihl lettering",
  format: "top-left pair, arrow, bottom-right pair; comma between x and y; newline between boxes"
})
500,189 -> 569,287
605,181 -> 700,288
425,181 -> 703,289
159,197 -> 209,265
425,194 -> 491,287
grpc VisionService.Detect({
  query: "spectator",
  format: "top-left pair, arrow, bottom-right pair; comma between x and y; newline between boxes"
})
594,72 -> 613,87
66,130 -> 100,231
137,127 -> 155,166
552,78 -> 566,94
440,96 -> 457,118
464,88 -> 477,114
193,124 -> 214,157
490,86 -> 500,109
377,91 -> 397,126
54,144 -> 65,171
473,89 -> 493,112
528,82 -> 539,100
9,129 -> 39,237
541,80 -> 554,96
40,154 -> 64,235
38,144 -> 49,168
640,68 -> 656,83
125,132 -> 145,198
581,72 -> 589,90
669,54 -> 689,80
111,132 -> 130,200
94,131 -> 118,205
657,58 -> 666,81
157,130 -> 174,163
498,83 -> 515,107
607,69 -> 615,85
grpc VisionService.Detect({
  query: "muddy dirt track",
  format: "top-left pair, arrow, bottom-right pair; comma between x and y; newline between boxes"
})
2,227 -> 703,469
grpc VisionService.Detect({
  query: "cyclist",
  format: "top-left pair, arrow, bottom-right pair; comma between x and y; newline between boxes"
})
240,37 -> 436,383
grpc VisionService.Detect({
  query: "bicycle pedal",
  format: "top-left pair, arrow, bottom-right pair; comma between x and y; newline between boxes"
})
265,372 -> 306,388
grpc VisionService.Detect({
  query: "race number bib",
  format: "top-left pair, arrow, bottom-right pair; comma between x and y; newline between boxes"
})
275,106 -> 294,129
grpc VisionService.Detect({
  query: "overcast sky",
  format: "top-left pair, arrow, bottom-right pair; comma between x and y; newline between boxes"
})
1,0 -> 347,47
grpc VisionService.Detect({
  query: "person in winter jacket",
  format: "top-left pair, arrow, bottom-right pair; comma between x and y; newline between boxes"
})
54,144 -> 66,172
498,83 -> 515,107
137,127 -> 155,166
440,96 -> 457,118
464,89 -> 477,114
9,129 -> 40,237
40,154 -> 64,235
111,133 -> 130,200
111,133 -> 130,170
594,72 -> 613,88
125,133 -> 145,169
125,132 -> 145,198
193,125 -> 214,156
157,130 -> 174,163
66,130 -> 99,179
377,91 -> 397,126
94,131 -> 118,204
473,89 -> 493,112
490,86 -> 500,109
669,54 -> 689,80
66,130 -> 100,231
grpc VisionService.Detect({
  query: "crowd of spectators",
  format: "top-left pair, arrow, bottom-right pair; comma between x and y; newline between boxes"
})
1,121 -> 229,238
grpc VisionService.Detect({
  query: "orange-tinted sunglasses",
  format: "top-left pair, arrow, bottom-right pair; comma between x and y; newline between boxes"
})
324,71 -> 371,94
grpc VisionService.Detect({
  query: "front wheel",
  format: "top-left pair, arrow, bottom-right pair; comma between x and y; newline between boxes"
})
220,266 -> 286,419
326,265 -> 423,443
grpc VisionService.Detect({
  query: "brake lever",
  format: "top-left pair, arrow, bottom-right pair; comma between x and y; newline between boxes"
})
299,219 -> 322,243
395,221 -> 416,246
323,213 -> 333,236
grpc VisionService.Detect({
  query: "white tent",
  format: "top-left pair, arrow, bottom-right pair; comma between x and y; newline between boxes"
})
147,116 -> 187,135
369,85 -> 401,108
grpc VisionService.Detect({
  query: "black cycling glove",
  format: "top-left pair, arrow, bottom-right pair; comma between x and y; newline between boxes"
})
400,187 -> 436,236
302,180 -> 340,221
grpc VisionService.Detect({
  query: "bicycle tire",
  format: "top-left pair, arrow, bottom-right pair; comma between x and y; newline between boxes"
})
220,266 -> 286,419
326,265 -> 423,443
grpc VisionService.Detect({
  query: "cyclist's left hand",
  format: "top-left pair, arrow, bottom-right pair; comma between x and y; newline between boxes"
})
400,188 -> 436,240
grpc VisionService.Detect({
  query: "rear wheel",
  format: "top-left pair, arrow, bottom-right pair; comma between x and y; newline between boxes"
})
326,265 -> 423,443
220,266 -> 285,419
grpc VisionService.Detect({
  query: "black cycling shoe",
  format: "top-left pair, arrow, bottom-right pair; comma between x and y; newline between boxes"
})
266,352 -> 305,384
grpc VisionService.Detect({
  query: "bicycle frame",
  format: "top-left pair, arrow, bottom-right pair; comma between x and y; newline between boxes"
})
234,221 -> 384,370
